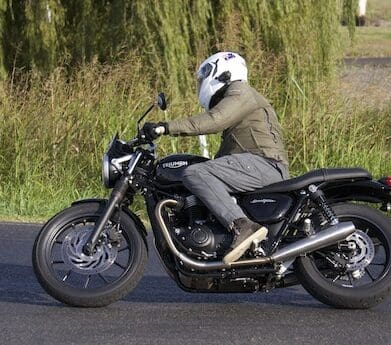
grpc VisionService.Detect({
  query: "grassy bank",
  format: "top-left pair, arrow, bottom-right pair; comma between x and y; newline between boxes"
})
341,0 -> 391,58
0,61 -> 389,221
342,26 -> 391,57
366,0 -> 391,23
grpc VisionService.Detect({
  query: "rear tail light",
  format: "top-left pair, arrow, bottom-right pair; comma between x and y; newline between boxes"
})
379,176 -> 391,187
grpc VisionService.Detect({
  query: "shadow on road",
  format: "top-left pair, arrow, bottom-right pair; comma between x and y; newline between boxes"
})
0,263 -> 59,306
126,275 -> 323,308
0,262 -> 323,309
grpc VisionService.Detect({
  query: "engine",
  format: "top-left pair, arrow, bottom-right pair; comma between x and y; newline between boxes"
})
170,195 -> 232,259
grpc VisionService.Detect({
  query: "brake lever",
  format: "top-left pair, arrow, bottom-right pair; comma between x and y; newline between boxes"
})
126,137 -> 139,147
127,132 -> 152,147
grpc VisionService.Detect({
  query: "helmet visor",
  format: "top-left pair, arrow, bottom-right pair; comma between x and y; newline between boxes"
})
197,63 -> 213,94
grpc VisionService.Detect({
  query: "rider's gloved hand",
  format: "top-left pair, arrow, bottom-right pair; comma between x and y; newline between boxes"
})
142,122 -> 168,141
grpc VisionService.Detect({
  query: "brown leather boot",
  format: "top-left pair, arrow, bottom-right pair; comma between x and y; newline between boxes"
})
223,218 -> 268,264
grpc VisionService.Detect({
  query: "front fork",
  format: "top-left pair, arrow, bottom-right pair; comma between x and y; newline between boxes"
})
83,175 -> 130,255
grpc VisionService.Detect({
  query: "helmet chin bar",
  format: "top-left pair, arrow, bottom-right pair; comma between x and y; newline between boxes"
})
208,84 -> 230,109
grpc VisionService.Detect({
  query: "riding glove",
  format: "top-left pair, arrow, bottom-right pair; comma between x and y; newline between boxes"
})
142,122 -> 169,140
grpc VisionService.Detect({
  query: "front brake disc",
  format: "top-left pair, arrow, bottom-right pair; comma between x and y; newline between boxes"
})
61,226 -> 118,275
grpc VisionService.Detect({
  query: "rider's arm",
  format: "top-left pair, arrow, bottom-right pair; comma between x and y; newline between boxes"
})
167,84 -> 257,136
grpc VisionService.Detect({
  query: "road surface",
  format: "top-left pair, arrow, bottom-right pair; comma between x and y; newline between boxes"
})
0,222 -> 390,345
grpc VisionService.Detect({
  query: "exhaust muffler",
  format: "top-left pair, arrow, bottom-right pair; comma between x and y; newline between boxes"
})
155,199 -> 356,270
230,221 -> 356,267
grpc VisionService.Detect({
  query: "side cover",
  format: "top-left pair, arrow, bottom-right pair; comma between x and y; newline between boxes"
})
239,193 -> 293,224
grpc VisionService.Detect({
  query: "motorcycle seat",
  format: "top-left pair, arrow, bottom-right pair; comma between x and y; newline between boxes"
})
259,168 -> 371,193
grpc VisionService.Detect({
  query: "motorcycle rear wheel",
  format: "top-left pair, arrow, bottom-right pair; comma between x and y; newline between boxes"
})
295,203 -> 391,309
32,202 -> 147,307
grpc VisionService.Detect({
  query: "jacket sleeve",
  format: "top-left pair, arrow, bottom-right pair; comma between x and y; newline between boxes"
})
167,84 -> 258,136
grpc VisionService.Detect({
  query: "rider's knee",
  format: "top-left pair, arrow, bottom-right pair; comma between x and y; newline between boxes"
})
182,164 -> 206,184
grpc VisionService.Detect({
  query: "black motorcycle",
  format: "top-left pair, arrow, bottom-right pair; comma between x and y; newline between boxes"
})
33,94 -> 391,308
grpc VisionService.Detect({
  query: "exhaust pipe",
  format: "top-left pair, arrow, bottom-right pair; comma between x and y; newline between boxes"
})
271,222 -> 355,262
155,199 -> 356,271
230,221 -> 356,268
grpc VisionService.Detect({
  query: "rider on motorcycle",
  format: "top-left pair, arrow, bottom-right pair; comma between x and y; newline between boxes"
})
143,52 -> 289,263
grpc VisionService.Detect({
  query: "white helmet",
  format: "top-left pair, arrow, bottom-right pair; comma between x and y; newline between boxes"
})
197,52 -> 248,110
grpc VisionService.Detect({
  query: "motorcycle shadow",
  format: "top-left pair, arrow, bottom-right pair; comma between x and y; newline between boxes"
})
125,274 -> 323,309
0,262 -> 322,309
0,262 -> 59,306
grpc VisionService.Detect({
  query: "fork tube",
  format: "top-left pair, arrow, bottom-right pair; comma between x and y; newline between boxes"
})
83,175 -> 129,255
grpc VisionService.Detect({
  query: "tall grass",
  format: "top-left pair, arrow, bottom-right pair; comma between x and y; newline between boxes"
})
1,0 -> 388,221
0,58 -> 389,220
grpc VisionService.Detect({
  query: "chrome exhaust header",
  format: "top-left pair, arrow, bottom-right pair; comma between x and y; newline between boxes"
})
155,199 -> 227,270
155,199 -> 356,271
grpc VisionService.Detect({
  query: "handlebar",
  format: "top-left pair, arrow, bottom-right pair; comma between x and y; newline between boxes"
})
127,125 -> 165,147
126,137 -> 140,147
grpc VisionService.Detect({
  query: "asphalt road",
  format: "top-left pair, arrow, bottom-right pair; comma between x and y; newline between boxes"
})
343,57 -> 391,66
0,222 -> 390,345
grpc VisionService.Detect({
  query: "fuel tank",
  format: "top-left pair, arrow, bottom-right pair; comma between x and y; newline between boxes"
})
155,154 -> 209,185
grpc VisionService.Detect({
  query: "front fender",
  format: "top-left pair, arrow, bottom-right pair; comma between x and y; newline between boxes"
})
71,198 -> 148,239
323,180 -> 391,204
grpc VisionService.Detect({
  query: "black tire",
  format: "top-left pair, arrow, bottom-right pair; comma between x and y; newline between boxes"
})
295,203 -> 391,309
32,202 -> 148,307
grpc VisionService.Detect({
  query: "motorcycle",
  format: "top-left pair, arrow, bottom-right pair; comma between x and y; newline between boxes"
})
33,93 -> 391,308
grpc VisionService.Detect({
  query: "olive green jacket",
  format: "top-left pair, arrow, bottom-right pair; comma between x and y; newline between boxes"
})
167,81 -> 289,166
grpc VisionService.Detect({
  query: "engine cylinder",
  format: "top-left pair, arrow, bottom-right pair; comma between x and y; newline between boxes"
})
184,195 -> 207,223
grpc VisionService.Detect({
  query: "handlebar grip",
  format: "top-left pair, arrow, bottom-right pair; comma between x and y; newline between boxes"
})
154,126 -> 165,135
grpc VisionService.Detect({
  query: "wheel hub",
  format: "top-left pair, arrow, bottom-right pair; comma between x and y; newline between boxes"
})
61,225 -> 118,274
344,230 -> 375,272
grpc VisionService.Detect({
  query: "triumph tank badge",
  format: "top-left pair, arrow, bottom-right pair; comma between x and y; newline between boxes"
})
250,198 -> 276,204
162,161 -> 189,169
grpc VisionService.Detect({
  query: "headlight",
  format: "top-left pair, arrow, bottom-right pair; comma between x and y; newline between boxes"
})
102,153 -> 119,188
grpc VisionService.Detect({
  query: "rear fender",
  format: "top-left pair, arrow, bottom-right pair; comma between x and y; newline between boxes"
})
71,198 -> 148,240
323,180 -> 391,204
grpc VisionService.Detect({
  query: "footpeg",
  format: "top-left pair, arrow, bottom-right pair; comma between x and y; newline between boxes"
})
223,227 -> 268,264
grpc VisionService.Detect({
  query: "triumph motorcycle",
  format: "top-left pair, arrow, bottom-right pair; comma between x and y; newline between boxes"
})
33,94 -> 391,308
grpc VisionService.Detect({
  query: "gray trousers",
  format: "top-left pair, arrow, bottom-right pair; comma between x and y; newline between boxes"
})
182,153 -> 289,228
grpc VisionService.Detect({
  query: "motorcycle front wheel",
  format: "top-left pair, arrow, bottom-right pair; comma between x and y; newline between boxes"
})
295,203 -> 391,309
32,202 -> 147,307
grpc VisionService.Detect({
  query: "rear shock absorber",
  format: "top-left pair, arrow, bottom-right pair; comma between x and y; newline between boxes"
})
308,184 -> 339,225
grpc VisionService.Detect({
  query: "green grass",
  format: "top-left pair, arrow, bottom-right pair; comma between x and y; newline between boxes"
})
342,26 -> 391,57
0,62 -> 389,222
341,0 -> 391,58
1,1 -> 390,222
366,0 -> 391,22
